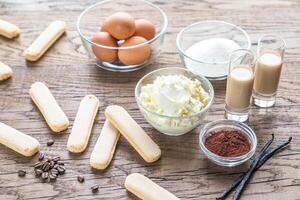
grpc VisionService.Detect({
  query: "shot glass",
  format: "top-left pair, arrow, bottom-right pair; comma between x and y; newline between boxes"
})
252,35 -> 286,107
225,49 -> 255,122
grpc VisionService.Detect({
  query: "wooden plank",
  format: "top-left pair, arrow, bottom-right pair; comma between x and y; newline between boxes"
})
0,0 -> 300,199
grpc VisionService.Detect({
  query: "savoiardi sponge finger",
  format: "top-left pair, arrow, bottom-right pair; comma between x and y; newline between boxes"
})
0,122 -> 40,157
105,105 -> 161,163
0,19 -> 20,39
125,173 -> 180,200
29,82 -> 69,133
0,62 -> 13,81
24,20 -> 66,61
67,95 -> 99,153
90,119 -> 120,169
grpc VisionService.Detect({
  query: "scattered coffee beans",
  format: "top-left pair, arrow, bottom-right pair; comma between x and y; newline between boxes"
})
57,165 -> 66,174
34,161 -> 43,168
41,172 -> 49,181
50,169 -> 58,175
33,152 -> 66,182
47,139 -> 54,146
91,184 -> 99,193
18,169 -> 26,177
53,156 -> 60,162
77,175 -> 85,183
49,173 -> 57,181
35,169 -> 43,176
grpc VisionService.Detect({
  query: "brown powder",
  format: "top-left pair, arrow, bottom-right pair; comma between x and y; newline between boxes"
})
204,130 -> 251,157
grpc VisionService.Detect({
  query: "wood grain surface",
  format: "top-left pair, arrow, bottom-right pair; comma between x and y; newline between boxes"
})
1,0 -> 300,199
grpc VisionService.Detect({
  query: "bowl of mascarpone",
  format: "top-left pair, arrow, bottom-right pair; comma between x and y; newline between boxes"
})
135,67 -> 214,136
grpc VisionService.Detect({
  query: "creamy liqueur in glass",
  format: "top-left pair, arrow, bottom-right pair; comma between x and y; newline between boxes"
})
253,35 -> 286,107
225,49 -> 255,122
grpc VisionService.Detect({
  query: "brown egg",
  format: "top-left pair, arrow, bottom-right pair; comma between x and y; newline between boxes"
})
105,12 -> 135,40
99,20 -> 109,32
134,19 -> 156,40
91,32 -> 118,62
118,36 -> 151,65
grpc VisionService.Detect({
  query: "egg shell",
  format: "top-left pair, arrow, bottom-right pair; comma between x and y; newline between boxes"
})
134,19 -> 156,40
99,20 -> 109,32
91,32 -> 118,62
118,36 -> 151,65
105,12 -> 135,40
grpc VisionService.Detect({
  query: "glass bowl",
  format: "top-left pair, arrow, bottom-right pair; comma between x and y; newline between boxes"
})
77,0 -> 168,72
135,67 -> 214,136
176,20 -> 251,80
199,119 -> 257,167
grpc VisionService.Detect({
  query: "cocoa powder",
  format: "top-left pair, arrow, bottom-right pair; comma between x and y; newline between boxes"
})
204,130 -> 251,157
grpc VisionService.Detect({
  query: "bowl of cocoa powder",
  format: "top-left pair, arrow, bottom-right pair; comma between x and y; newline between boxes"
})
199,119 -> 257,167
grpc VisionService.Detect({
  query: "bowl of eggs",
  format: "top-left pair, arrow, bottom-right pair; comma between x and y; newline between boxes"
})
77,0 -> 168,72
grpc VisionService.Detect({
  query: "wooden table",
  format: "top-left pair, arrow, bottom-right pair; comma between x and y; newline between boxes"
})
0,0 -> 299,199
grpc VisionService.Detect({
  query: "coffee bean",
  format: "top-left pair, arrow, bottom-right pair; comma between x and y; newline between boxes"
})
47,139 -> 54,146
38,152 -> 45,161
50,169 -> 58,175
42,161 -> 50,171
34,161 -> 43,169
91,185 -> 99,193
35,169 -> 43,176
52,156 -> 60,162
46,156 -> 53,162
53,164 -> 59,169
49,173 -> 57,181
57,161 -> 66,165
57,165 -> 65,174
77,175 -> 85,183
18,170 -> 26,177
41,172 -> 49,180
43,163 -> 51,172
49,161 -> 55,169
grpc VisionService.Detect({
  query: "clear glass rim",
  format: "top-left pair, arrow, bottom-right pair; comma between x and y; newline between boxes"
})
258,34 -> 286,51
229,48 -> 256,67
176,20 -> 251,65
199,119 -> 257,162
134,67 -> 215,119
76,0 -> 168,50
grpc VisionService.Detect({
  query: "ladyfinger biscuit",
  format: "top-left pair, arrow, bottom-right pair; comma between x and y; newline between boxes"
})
67,95 -> 99,153
90,119 -> 120,169
0,62 -> 13,81
24,20 -> 66,61
0,122 -> 40,157
125,173 -> 180,200
105,105 -> 161,163
29,82 -> 69,132
0,19 -> 20,39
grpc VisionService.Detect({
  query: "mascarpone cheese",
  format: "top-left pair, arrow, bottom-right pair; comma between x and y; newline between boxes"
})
139,75 -> 209,117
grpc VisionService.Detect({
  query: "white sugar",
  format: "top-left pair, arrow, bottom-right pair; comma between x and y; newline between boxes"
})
185,38 -> 241,78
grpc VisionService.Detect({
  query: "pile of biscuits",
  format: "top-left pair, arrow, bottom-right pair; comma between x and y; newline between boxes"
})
0,81 -> 161,165
0,19 -> 180,199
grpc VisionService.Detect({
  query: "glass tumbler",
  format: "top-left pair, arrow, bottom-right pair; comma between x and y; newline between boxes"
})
225,49 -> 255,122
252,35 -> 286,107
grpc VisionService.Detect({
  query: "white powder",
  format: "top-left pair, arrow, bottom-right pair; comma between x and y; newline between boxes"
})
184,38 -> 241,78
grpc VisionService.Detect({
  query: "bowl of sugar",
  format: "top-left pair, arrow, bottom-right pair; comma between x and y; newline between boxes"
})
176,20 -> 251,80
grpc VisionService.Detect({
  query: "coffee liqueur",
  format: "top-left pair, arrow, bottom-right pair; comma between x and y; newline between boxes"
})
226,67 -> 254,110
225,49 -> 255,122
252,35 -> 286,108
254,53 -> 283,96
